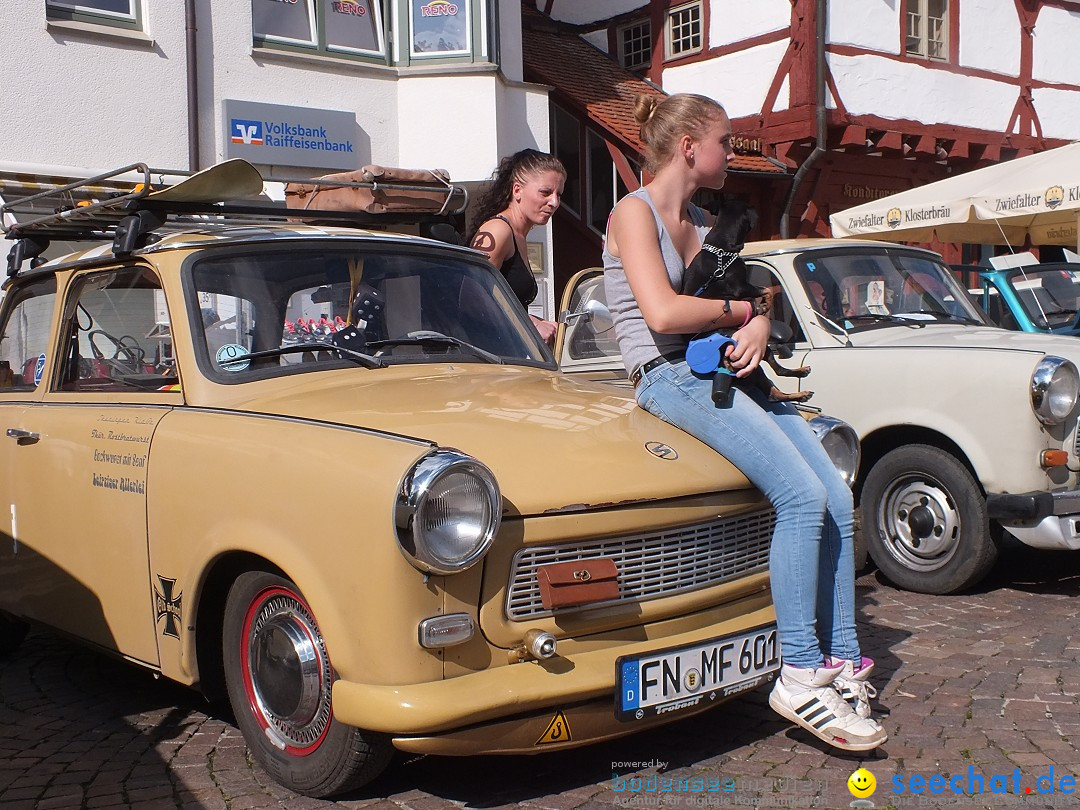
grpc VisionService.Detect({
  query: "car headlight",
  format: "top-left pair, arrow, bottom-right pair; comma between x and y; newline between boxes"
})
395,449 -> 501,575
808,415 -> 861,487
1031,356 -> 1080,425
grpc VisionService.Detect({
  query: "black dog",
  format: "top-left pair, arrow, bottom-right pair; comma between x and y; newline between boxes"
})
680,199 -> 811,403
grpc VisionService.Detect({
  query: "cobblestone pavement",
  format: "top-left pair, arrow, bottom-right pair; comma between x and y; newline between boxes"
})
1,542 -> 1078,810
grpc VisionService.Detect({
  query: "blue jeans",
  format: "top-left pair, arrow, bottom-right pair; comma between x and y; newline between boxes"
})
636,359 -> 859,668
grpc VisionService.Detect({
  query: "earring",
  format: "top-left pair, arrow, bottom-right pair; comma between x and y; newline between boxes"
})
689,150 -> 695,160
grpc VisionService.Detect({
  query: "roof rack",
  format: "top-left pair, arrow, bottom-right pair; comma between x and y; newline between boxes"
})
2,160 -> 469,277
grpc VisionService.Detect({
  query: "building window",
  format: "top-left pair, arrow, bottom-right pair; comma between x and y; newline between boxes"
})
253,0 -> 387,60
46,0 -> 141,30
906,0 -> 948,61
586,131 -> 633,235
409,0 -> 470,58
552,104 -> 581,216
253,0 -> 494,65
666,2 -> 702,60
618,19 -> 651,70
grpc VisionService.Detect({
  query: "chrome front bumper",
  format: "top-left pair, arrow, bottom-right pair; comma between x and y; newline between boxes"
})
988,488 -> 1080,550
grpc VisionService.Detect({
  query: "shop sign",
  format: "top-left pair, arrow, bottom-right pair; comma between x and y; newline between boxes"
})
842,183 -> 900,201
224,99 -> 362,170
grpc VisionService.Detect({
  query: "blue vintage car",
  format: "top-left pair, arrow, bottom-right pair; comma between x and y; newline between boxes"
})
967,257 -> 1080,336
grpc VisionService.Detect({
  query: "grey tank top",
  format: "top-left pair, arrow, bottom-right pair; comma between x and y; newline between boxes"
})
602,187 -> 711,377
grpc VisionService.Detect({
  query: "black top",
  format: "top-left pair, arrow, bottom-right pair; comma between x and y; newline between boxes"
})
491,215 -> 538,308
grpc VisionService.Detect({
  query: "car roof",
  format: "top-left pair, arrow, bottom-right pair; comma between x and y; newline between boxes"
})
742,237 -> 944,260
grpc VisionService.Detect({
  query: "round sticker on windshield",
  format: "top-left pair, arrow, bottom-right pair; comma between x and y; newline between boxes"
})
33,353 -> 47,386
216,343 -> 251,371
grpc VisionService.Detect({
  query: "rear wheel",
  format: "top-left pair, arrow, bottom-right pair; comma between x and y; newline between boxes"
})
861,444 -> 997,594
222,571 -> 392,797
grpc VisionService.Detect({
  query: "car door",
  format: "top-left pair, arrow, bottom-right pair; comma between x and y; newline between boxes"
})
4,264 -> 183,664
554,267 -> 629,385
743,260 -> 814,400
0,274 -> 58,618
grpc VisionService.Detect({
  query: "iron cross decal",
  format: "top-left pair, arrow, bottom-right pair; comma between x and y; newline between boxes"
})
154,576 -> 183,639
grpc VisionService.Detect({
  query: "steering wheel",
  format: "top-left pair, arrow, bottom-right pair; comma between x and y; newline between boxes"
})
88,330 -> 146,374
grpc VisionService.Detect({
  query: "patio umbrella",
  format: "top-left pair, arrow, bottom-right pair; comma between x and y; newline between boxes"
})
830,141 -> 1080,249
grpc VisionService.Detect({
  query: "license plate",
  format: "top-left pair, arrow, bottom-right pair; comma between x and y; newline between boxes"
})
616,625 -> 779,721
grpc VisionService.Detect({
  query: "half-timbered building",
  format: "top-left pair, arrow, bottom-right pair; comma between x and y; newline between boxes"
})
535,0 -> 1080,263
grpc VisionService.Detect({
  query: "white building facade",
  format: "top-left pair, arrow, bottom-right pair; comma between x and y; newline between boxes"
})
1,0 -> 559,314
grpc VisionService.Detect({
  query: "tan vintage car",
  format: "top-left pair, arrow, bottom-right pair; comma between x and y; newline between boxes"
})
0,162 -> 855,797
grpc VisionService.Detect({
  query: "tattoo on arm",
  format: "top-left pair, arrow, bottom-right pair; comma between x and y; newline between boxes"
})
471,231 -> 496,252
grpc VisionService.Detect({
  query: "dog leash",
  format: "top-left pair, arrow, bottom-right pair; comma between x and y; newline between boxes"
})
693,244 -> 741,296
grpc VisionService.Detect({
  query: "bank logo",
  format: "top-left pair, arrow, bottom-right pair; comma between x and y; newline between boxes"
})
1045,185 -> 1064,210
231,118 -> 264,146
886,208 -> 902,229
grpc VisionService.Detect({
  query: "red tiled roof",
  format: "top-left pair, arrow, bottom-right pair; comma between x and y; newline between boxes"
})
521,9 -> 786,175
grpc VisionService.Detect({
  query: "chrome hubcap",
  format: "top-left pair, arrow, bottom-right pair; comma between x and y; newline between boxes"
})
245,590 -> 333,751
879,475 -> 960,572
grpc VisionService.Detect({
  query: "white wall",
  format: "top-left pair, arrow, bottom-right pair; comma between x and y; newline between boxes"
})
959,0 -> 1020,77
2,0 -> 190,171
828,0 -> 900,53
543,0 -> 648,26
830,53 -> 1018,131
711,0 -> 791,47
664,39 -> 790,118
1032,6 -> 1080,86
580,29 -> 609,54
1032,87 -> 1080,141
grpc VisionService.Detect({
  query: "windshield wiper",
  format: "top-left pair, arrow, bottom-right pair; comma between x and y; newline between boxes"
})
929,312 -> 986,325
218,342 -> 384,369
846,313 -> 925,328
367,331 -> 504,365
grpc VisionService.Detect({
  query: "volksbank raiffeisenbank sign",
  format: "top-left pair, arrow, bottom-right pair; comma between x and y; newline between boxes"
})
224,100 -> 361,170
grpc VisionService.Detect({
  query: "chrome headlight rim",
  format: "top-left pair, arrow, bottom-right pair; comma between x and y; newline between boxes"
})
395,449 -> 501,575
808,415 -> 861,488
1031,356 -> 1080,426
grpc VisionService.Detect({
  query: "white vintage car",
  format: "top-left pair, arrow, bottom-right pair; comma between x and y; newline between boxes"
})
558,239 -> 1080,595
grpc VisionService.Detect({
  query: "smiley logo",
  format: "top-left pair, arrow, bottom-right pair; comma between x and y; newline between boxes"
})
1046,185 -> 1064,210
848,768 -> 876,798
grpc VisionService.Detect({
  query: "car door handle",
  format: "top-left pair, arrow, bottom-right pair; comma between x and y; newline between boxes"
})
6,428 -> 40,446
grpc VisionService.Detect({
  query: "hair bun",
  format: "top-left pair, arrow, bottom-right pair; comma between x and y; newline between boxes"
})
633,95 -> 660,133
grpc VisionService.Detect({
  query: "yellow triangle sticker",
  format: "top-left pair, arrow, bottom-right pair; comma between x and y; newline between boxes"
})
535,711 -> 573,745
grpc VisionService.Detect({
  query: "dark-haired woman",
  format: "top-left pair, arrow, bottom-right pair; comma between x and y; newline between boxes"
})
470,149 -> 565,344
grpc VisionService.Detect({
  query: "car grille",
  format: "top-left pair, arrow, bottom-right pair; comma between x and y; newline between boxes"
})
505,509 -> 775,620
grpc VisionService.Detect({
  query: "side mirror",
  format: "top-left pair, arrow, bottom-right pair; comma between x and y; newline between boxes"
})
769,320 -> 794,359
560,298 -> 614,332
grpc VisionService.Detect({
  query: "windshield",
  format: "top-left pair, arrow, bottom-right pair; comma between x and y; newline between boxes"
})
792,249 -> 987,329
1004,266 -> 1080,330
187,243 -> 553,380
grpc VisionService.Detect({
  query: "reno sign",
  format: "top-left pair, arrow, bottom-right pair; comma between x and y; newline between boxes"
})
420,1 -> 458,16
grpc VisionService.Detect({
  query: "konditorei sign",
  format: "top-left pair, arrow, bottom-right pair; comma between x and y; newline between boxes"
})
224,99 -> 361,170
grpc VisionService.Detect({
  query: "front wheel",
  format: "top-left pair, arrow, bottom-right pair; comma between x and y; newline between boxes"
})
861,445 -> 997,594
222,571 -> 393,797
0,612 -> 29,657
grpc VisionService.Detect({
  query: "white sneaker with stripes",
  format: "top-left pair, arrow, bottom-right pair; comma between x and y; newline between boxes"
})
829,656 -> 879,719
768,662 -> 887,751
